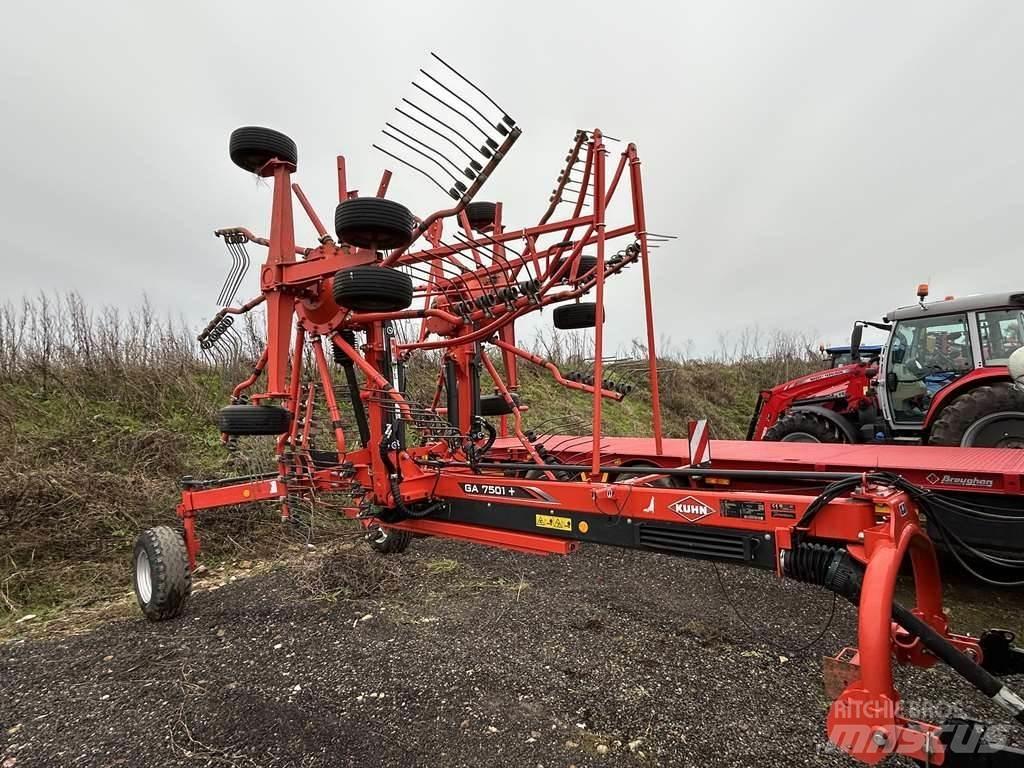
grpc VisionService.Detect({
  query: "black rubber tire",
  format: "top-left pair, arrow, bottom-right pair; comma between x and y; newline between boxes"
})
764,411 -> 846,443
609,460 -> 681,488
366,526 -> 412,554
556,255 -> 598,281
332,265 -> 414,312
132,526 -> 191,621
465,201 -> 496,231
928,383 -> 1024,448
553,302 -> 601,330
480,393 -> 520,416
229,127 -> 297,173
335,197 -> 415,250
217,404 -> 292,435
524,464 -> 581,482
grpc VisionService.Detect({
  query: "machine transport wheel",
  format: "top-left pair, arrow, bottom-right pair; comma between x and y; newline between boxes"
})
465,201 -> 497,231
479,392 -> 520,416
764,411 -> 846,443
133,526 -> 191,621
332,265 -> 414,312
553,302 -> 600,330
366,526 -> 413,554
334,197 -> 415,250
229,127 -> 297,173
217,404 -> 292,435
928,383 -> 1024,448
555,255 -> 597,281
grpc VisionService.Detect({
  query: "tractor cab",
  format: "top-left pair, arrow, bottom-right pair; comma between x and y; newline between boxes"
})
823,343 -> 882,368
876,290 -> 1024,441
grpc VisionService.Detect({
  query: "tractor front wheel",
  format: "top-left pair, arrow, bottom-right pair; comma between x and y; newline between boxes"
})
763,411 -> 847,443
928,383 -> 1024,448
133,526 -> 191,621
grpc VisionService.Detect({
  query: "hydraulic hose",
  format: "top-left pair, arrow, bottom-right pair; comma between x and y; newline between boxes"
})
334,330 -> 370,446
378,428 -> 445,521
784,543 -> 1024,724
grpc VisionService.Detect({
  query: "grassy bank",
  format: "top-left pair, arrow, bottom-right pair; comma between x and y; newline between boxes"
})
0,296 -> 819,629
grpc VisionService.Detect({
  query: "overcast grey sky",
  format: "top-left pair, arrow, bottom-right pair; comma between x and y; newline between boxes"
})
1,1 -> 1021,356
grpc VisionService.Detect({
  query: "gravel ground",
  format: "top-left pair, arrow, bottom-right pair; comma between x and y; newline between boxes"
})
3,539 -> 1023,768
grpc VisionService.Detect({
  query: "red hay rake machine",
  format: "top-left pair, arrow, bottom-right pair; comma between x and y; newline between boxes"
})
131,55 -> 1024,765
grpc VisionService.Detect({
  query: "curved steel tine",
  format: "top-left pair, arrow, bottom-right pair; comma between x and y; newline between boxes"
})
430,52 -> 514,127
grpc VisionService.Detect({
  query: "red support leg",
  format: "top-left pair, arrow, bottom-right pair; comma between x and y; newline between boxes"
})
591,130 -> 607,477
628,144 -> 664,455
263,162 -> 297,394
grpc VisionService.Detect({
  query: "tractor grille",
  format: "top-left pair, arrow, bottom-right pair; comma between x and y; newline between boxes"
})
638,524 -> 754,562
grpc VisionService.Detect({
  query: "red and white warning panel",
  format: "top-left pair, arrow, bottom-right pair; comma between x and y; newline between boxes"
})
687,418 -> 712,467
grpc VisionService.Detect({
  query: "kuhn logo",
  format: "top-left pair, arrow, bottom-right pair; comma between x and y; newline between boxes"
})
925,472 -> 994,489
668,496 -> 714,522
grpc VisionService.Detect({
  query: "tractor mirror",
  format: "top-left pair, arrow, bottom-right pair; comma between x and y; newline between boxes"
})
850,323 -> 863,362
1010,347 -> 1024,390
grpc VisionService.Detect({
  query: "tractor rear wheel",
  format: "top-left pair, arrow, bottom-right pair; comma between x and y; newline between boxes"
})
133,526 -> 191,621
332,265 -> 414,312
229,127 -> 297,173
928,383 -> 1024,448
553,302 -> 600,330
334,197 -> 415,250
217,404 -> 292,435
366,526 -> 412,554
764,411 -> 846,443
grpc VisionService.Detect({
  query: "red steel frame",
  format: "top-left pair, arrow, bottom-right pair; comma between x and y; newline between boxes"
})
181,129 -> 1024,766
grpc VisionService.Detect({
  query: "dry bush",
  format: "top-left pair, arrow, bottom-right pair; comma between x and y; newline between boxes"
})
295,545 -> 403,602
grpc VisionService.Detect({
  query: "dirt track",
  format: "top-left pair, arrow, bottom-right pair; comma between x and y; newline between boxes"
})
3,539 -> 1023,768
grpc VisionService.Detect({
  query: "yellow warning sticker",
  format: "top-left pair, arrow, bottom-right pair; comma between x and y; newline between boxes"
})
535,514 -> 572,532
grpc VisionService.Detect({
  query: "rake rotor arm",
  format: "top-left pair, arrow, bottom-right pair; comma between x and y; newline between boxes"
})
540,131 -> 589,225
197,294 -> 267,344
489,338 -> 624,402
291,183 -> 333,244
214,227 -> 314,257
381,127 -> 522,266
230,347 -> 268,402
346,306 -> 465,327
398,231 -> 641,354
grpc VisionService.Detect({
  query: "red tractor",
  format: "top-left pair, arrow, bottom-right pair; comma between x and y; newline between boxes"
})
749,287 -> 1024,447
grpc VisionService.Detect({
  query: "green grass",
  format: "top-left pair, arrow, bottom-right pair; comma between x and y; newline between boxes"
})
0,351 -> 819,630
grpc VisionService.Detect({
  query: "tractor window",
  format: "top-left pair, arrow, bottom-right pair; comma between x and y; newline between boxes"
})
829,351 -> 853,368
887,313 -> 972,423
978,309 -> 1024,366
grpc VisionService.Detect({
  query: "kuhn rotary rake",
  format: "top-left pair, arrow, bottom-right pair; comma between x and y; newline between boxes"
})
132,55 -> 1024,765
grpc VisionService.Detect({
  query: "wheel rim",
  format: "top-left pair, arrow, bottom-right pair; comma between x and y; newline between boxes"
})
135,550 -> 153,604
960,412 -> 1024,448
369,527 -> 389,545
780,431 -> 821,443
